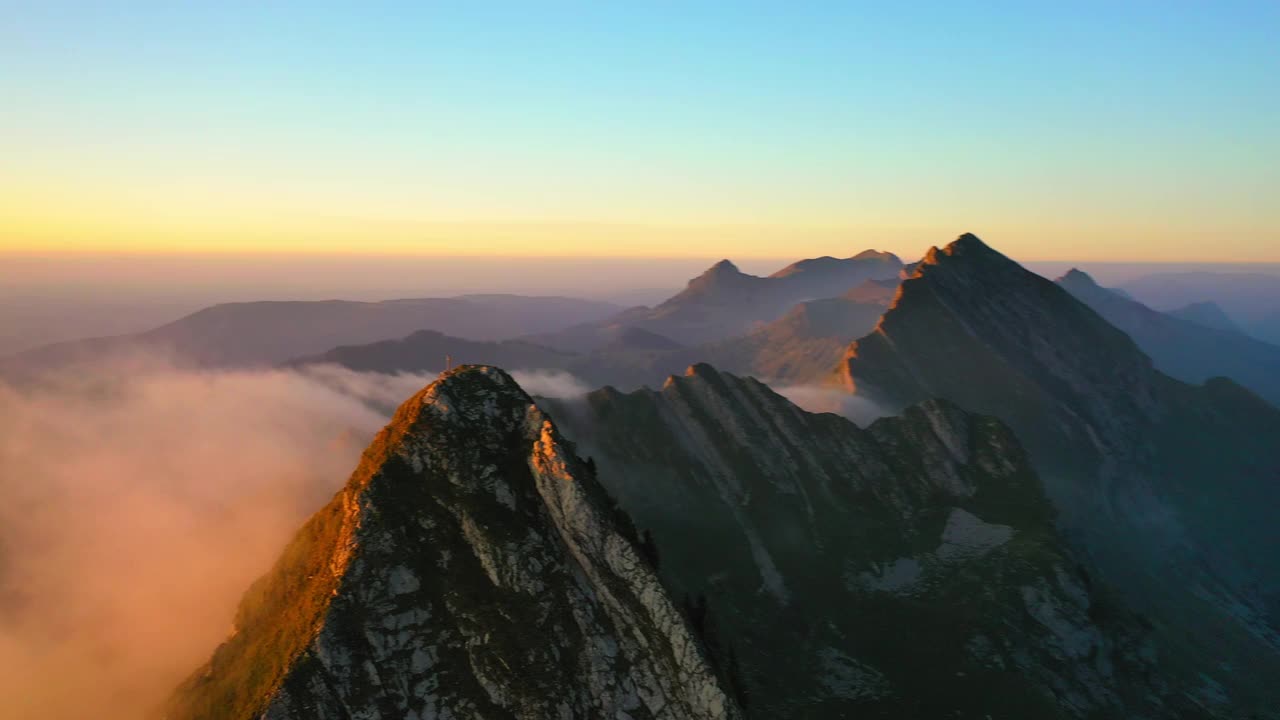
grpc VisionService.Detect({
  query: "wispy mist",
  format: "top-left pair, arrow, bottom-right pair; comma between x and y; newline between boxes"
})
772,384 -> 891,426
0,360 -> 447,719
509,369 -> 592,399
0,358 -> 600,719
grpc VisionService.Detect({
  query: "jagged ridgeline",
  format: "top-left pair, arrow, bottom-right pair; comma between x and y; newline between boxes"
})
165,366 -> 739,720
836,233 -> 1280,714
543,365 -> 1203,719
169,361 -> 1221,720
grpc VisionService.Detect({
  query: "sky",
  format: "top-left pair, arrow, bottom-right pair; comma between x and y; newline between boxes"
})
2,1 -> 1278,261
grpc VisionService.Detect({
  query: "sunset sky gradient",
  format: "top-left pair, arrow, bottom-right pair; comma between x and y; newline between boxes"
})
2,1 -> 1277,260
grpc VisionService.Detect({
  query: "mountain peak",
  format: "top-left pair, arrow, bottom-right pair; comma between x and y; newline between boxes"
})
943,232 -> 997,256
841,233 -> 1156,413
912,233 -> 1013,280
1057,268 -> 1100,289
386,364 -> 531,440
852,249 -> 900,262
681,258 -> 751,293
684,361 -> 721,379
168,363 -> 738,720
1168,300 -> 1244,334
769,250 -> 902,279
662,362 -> 723,390
708,258 -> 742,274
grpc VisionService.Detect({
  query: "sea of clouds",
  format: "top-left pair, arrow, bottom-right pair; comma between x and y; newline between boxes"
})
0,358 -> 587,719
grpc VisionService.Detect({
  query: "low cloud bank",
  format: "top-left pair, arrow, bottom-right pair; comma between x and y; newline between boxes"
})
509,368 -> 592,399
0,359 -> 599,719
0,360 -> 458,719
0,357 -> 689,719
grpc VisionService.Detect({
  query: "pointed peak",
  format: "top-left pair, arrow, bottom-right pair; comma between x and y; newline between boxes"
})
1056,268 -> 1100,288
914,233 -> 1015,275
708,258 -> 741,275
690,258 -> 745,283
945,232 -> 995,255
430,363 -> 524,398
681,258 -> 752,293
387,364 -> 533,442
684,362 -> 721,379
661,362 -> 724,391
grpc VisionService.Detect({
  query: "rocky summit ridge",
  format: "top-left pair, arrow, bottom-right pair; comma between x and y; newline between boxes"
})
166,365 -> 739,720
837,233 -> 1280,715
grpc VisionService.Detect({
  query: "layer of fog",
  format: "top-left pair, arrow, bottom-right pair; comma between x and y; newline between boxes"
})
0,353 -> 877,719
773,384 -> 891,426
0,357 -> 589,720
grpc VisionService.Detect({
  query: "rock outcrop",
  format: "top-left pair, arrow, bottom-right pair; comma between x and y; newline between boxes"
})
166,365 -> 739,720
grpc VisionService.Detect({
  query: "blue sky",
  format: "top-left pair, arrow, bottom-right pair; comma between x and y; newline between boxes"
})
2,1 -> 1277,260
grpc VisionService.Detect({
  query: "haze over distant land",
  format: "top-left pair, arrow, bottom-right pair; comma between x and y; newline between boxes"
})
3,250 -> 1278,356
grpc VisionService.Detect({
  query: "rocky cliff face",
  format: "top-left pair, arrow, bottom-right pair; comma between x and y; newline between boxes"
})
836,233 -> 1280,715
166,365 -> 739,720
544,364 -> 1195,718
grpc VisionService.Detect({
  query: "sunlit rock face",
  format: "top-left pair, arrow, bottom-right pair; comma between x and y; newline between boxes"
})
836,233 -> 1280,716
166,365 -> 738,720
544,365 -> 1196,719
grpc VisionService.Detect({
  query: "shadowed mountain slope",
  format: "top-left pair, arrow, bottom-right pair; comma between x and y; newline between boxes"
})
837,233 -> 1280,714
544,364 -> 1203,718
1056,268 -> 1280,405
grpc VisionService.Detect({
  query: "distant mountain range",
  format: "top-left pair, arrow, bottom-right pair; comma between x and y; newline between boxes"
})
1166,300 -> 1243,333
287,274 -> 898,390
1121,271 -> 1280,345
291,329 -> 578,375
286,252 -> 1280,413
532,251 -> 902,351
1056,268 -> 1280,405
0,294 -> 621,378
